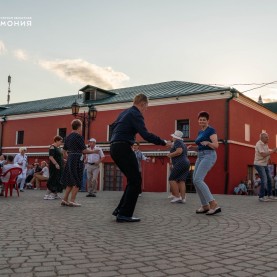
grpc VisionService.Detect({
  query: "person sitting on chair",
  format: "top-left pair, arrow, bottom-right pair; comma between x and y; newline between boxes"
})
234,180 -> 248,195
30,161 -> 49,190
1,155 -> 20,180
0,155 -> 20,196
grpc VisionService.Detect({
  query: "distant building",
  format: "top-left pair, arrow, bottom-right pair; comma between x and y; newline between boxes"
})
263,101 -> 277,114
0,81 -> 276,194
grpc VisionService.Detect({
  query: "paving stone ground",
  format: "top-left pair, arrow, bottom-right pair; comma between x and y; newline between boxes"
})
1,190 -> 277,277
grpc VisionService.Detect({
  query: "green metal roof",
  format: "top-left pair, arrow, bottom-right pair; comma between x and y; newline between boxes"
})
0,81 -> 230,116
263,102 -> 277,113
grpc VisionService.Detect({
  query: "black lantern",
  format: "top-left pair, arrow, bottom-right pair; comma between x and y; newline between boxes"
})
71,101 -> 80,116
89,105 -> 97,120
71,100 -> 97,139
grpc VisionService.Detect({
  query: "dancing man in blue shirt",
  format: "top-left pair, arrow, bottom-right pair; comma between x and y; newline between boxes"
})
110,93 -> 170,222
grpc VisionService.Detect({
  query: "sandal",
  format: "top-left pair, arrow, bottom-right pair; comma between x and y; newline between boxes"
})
206,207 -> 221,215
196,207 -> 209,214
61,200 -> 69,206
68,201 -> 82,207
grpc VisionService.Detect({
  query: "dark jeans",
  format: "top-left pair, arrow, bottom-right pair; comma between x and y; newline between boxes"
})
254,165 -> 272,198
25,175 -> 33,184
110,142 -> 142,217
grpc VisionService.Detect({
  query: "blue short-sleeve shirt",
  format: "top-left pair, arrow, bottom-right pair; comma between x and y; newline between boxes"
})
195,126 -> 216,151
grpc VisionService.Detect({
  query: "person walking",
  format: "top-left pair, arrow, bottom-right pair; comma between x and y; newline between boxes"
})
60,119 -> 99,207
110,93 -> 170,222
44,135 -> 64,200
86,138 -> 105,197
254,132 -> 277,201
167,130 -> 190,204
192,111 -> 221,215
132,141 -> 150,196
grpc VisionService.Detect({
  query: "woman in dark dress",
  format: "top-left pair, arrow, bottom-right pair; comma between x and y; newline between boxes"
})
168,130 -> 190,203
61,119 -> 99,207
45,135 -> 64,200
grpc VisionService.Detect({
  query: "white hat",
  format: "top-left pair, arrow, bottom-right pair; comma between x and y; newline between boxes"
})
89,138 -> 96,143
171,130 -> 183,140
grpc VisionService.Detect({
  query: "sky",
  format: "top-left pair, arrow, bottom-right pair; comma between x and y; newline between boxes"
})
0,0 -> 277,104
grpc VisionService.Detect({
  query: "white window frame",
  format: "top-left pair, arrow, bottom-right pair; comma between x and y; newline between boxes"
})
16,130 -> 24,145
245,124 -> 250,142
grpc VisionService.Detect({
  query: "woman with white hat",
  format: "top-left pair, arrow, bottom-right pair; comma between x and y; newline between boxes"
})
167,130 -> 190,203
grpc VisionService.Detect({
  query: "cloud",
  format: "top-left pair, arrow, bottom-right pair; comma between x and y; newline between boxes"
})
13,49 -> 28,61
244,88 -> 277,103
38,58 -> 130,89
263,98 -> 277,103
0,40 -> 6,55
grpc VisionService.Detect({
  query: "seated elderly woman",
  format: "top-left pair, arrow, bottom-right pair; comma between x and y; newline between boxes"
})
0,155 -> 19,195
30,161 -> 49,190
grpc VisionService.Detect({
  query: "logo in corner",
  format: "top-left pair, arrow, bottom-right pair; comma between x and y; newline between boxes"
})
0,17 -> 32,27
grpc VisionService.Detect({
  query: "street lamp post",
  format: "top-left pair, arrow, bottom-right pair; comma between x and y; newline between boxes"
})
7,75 -> 11,104
71,101 -> 97,139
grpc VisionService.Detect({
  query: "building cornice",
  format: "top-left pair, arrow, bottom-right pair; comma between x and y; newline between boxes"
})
3,91 -> 231,121
235,94 -> 277,120
227,140 -> 255,149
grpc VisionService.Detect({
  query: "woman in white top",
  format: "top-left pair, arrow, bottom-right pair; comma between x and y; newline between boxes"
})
31,161 -> 49,190
14,147 -> 28,192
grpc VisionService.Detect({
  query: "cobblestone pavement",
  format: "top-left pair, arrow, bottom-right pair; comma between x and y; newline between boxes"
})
1,190 -> 277,277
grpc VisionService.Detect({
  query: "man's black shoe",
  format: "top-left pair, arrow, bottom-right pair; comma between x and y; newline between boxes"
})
116,215 -> 141,222
112,208 -> 119,216
92,193 -> 96,197
86,194 -> 93,197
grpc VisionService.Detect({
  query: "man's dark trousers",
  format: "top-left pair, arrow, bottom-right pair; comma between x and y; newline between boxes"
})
110,142 -> 142,217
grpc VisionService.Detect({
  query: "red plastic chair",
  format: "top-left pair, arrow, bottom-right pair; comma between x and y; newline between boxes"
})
0,167 -> 23,197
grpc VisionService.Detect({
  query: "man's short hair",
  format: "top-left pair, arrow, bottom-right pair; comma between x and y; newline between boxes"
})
260,132 -> 268,139
133,93 -> 148,105
71,119 -> 82,130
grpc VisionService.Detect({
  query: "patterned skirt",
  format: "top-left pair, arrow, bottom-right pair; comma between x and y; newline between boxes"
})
169,160 -> 190,182
61,153 -> 84,188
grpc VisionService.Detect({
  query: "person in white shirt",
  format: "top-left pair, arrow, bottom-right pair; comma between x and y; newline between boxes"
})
14,147 -> 28,192
254,133 -> 277,201
30,161 -> 49,190
85,138 -> 105,197
1,155 -> 20,182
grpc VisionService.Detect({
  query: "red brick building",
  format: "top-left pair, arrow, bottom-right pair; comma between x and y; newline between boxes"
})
0,81 -> 276,194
